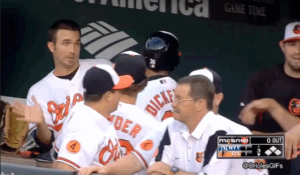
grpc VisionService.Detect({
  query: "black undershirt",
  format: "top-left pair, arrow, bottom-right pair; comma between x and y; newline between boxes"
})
56,66 -> 79,80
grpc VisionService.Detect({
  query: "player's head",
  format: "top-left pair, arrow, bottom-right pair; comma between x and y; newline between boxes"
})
172,75 -> 215,124
83,64 -> 132,114
114,51 -> 148,97
279,21 -> 300,72
47,19 -> 81,70
189,68 -> 223,114
142,31 -> 180,74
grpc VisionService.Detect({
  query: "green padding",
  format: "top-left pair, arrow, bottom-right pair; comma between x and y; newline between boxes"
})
0,162 -> 99,175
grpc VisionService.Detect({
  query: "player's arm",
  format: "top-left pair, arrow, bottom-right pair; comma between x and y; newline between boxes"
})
235,73 -> 262,131
53,161 -> 77,171
53,127 -> 98,171
267,99 -> 299,131
241,98 -> 300,132
197,152 -> 231,175
146,128 -> 176,175
147,162 -> 197,175
90,125 -> 169,175
26,93 -> 54,150
285,124 -> 300,160
78,154 -> 144,175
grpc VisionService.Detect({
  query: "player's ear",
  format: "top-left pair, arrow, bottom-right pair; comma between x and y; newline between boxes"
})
47,42 -> 54,53
105,91 -> 112,101
279,41 -> 284,53
214,93 -> 224,107
196,98 -> 205,111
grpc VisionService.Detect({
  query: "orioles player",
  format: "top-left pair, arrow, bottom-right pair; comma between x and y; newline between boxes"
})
136,31 -> 180,122
107,51 -> 160,175
11,19 -> 112,157
77,68 -> 267,175
52,64 -> 132,171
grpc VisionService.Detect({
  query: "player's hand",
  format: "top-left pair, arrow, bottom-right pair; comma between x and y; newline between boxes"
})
285,124 -> 300,160
146,161 -> 171,175
12,95 -> 44,124
239,98 -> 275,125
78,166 -> 108,175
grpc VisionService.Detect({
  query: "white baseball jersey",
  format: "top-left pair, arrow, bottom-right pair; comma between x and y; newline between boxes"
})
131,117 -> 174,168
53,102 -> 122,170
151,112 -> 268,175
109,102 -> 159,175
26,59 -> 112,137
136,76 -> 177,122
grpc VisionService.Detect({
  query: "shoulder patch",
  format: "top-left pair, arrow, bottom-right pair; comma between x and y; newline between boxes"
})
67,140 -> 81,154
140,140 -> 153,151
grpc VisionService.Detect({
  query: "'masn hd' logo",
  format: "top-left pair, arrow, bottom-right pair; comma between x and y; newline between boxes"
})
80,21 -> 138,61
218,137 -> 249,145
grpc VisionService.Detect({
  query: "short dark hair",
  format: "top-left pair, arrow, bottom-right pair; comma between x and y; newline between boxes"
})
177,75 -> 215,110
48,19 -> 81,43
84,90 -> 116,103
120,79 -> 148,96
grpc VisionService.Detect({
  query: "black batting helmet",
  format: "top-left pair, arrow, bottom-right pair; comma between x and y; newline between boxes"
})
142,31 -> 180,72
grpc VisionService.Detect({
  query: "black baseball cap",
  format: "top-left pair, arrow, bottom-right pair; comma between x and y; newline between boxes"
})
83,64 -> 133,96
114,51 -> 147,85
189,67 -> 222,94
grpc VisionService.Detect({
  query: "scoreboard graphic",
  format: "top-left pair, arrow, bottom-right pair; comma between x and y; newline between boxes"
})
217,135 -> 285,159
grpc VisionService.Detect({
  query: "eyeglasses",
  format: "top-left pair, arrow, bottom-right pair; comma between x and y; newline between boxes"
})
173,98 -> 200,104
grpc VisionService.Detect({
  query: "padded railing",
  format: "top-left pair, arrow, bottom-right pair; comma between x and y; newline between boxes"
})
0,162 -> 99,175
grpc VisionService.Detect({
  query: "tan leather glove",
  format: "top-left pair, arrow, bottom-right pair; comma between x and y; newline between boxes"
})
1,102 -> 29,154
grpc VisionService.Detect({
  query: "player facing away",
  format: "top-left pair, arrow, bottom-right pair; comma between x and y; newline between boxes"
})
11,19 -> 112,157
52,64 -> 131,171
136,31 -> 180,122
108,51 -> 160,175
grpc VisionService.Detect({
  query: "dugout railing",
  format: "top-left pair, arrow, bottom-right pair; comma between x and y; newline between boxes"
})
1,162 -> 99,175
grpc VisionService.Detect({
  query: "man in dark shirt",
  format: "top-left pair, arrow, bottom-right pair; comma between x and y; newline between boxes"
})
236,21 -> 300,175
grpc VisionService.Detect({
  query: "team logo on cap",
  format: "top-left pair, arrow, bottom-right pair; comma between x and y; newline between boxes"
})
293,25 -> 300,34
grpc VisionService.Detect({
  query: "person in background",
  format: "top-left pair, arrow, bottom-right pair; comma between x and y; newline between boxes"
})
109,51 -> 160,175
236,21 -> 300,175
136,31 -> 180,122
239,98 -> 300,160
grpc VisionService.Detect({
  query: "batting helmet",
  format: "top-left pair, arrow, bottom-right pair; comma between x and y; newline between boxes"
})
142,31 -> 180,72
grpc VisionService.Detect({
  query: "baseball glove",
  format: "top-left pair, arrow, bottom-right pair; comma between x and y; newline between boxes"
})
1,101 -> 29,154
1,100 -> 7,142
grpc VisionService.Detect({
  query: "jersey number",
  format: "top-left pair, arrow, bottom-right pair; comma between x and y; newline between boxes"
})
70,143 -> 77,151
162,110 -> 173,121
119,139 -> 134,155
